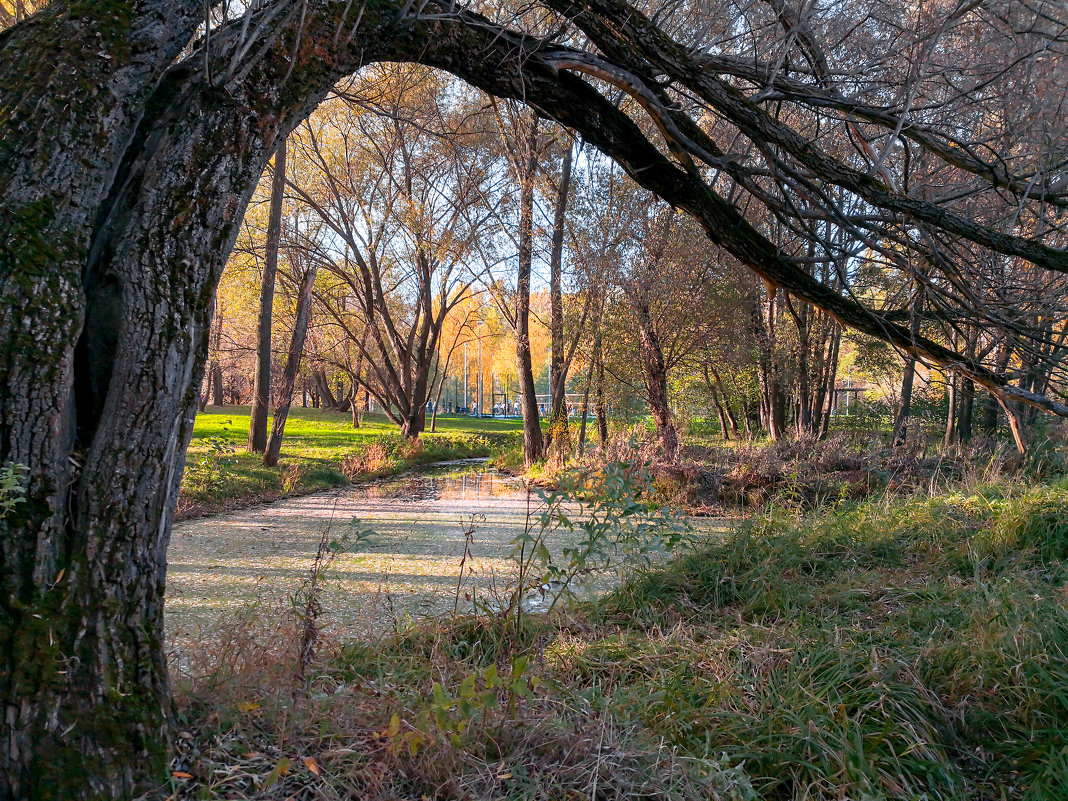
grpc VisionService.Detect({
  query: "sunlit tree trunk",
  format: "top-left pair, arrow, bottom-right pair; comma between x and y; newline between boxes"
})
249,140 -> 286,452
515,115 -> 545,467
753,287 -> 785,440
264,258 -> 317,467
546,141 -> 574,452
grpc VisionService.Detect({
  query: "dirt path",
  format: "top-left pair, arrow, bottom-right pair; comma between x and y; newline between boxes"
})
166,465 -> 541,645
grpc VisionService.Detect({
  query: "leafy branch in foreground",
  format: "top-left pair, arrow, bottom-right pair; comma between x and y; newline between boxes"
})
510,462 -> 691,617
0,462 -> 28,520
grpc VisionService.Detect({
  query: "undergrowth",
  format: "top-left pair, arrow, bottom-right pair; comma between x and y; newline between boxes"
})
163,475 -> 1068,800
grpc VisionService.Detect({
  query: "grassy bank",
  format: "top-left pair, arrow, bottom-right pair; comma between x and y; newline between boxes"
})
169,474 -> 1068,800
178,406 -> 522,518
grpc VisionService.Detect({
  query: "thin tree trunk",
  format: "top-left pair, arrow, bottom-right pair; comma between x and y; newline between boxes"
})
891,358 -> 916,446
709,366 -> 740,436
943,374 -> 958,448
703,364 -> 730,440
629,286 -> 678,459
264,259 -> 317,467
350,386 -> 362,427
981,343 -> 1010,439
210,362 -> 224,406
753,287 -> 784,441
313,369 -> 338,409
546,141 -> 574,451
958,378 -> 974,445
713,390 -> 731,440
515,114 -> 544,467
249,140 -> 286,452
202,299 -> 223,410
577,349 -> 596,455
595,336 -> 609,446
819,328 -> 840,440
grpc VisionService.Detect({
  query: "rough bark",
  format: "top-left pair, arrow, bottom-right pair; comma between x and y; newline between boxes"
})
0,3 -> 404,795
0,4 -> 213,796
2,0 -> 1064,796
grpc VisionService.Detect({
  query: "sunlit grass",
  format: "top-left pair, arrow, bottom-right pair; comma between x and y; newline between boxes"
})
179,405 -> 522,515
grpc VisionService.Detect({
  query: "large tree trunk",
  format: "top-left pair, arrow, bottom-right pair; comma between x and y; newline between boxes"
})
249,140 -> 286,452
2,1 -> 1061,797
0,4 -> 403,795
0,5 -> 211,797
264,259 -> 317,468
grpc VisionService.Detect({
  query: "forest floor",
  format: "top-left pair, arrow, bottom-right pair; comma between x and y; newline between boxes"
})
177,406 -> 523,519
162,466 -> 1068,801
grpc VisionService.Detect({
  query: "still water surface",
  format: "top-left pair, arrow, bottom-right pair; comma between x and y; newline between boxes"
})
167,463 -> 550,644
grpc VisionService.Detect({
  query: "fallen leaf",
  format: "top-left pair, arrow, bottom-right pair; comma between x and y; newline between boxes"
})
171,771 -> 194,780
303,756 -> 321,776
263,758 -> 292,789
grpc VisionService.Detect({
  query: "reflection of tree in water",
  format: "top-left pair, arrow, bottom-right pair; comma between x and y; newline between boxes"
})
363,466 -> 524,502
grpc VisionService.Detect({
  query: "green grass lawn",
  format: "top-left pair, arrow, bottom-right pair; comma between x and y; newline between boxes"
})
179,405 -> 522,517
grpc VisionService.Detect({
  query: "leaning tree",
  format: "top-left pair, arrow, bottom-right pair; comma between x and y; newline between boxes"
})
1,0 -> 1065,797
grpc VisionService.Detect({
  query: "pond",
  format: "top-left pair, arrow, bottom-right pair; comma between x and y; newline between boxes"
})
165,461 -> 723,652
166,462 -> 557,646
